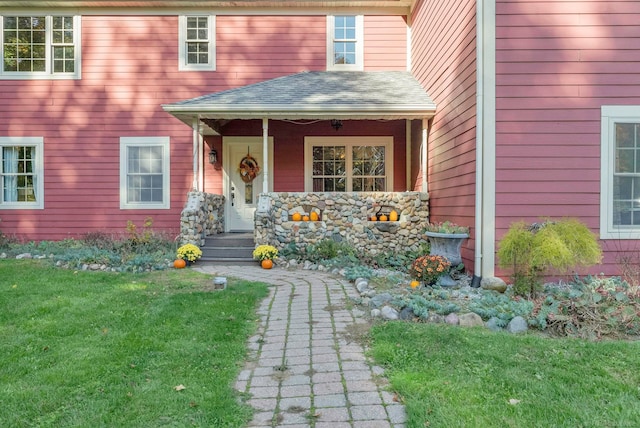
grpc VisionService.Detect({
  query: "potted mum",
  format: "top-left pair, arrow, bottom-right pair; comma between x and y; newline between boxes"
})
424,221 -> 469,268
253,244 -> 278,269
176,243 -> 203,266
409,254 -> 452,287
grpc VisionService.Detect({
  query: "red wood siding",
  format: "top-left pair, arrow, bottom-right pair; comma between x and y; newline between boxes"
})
364,15 -> 408,70
495,0 -> 640,276
0,12 -> 408,240
411,0 -> 478,270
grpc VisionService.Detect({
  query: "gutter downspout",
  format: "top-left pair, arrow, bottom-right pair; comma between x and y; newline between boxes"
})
474,0 -> 497,286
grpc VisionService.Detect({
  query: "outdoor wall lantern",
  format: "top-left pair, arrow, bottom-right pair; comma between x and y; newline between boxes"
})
330,119 -> 343,131
209,148 -> 218,166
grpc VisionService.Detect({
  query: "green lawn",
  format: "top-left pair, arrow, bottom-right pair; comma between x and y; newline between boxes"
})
369,322 -> 640,428
0,260 -> 268,427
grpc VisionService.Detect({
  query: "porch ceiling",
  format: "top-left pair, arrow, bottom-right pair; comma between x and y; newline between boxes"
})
162,71 -> 436,132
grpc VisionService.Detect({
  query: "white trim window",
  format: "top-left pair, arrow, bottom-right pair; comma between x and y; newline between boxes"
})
1,15 -> 81,79
0,137 -> 44,209
305,136 -> 393,192
601,106 -> 640,239
179,15 -> 215,71
120,137 -> 170,209
326,15 -> 363,71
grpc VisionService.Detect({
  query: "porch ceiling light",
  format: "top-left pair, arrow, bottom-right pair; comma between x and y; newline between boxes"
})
330,119 -> 343,131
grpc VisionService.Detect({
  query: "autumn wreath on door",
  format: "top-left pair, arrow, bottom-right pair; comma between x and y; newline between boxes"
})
238,149 -> 260,183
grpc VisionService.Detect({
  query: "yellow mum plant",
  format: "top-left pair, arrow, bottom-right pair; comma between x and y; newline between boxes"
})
177,243 -> 202,262
253,244 -> 278,261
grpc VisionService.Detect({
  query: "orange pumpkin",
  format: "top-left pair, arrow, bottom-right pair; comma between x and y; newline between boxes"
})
174,259 -> 186,269
379,214 -> 388,222
292,212 -> 302,221
410,280 -> 420,289
302,215 -> 310,221
370,215 -> 377,221
261,259 -> 273,269
389,210 -> 399,222
310,211 -> 319,221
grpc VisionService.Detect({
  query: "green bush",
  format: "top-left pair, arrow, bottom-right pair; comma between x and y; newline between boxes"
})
497,218 -> 602,297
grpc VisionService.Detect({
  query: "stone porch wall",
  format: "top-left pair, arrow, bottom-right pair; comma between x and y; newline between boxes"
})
255,192 -> 430,254
180,191 -> 225,246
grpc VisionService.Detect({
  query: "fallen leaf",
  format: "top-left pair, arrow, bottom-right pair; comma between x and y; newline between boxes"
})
174,384 -> 186,391
509,399 -> 521,405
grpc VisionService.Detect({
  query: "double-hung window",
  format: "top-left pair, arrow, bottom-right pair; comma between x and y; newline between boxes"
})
0,137 -> 44,209
326,15 -> 363,71
1,15 -> 80,79
305,137 -> 393,192
120,137 -> 170,209
179,15 -> 215,71
600,106 -> 640,238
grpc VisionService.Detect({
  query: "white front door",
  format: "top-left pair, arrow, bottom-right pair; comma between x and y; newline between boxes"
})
224,139 -> 266,231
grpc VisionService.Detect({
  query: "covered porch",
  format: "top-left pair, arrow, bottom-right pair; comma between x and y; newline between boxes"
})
162,71 -> 436,252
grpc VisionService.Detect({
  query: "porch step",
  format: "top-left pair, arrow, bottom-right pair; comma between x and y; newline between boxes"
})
200,232 -> 255,264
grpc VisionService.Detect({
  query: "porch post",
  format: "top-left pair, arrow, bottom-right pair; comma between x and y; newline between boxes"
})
406,119 -> 411,191
421,118 -> 429,193
191,116 -> 200,191
262,118 -> 269,193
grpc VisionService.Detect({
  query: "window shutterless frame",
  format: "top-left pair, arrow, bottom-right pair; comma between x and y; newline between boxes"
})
0,137 -> 44,209
0,15 -> 81,79
119,137 -> 170,209
178,15 -> 215,71
326,15 -> 363,71
600,105 -> 640,239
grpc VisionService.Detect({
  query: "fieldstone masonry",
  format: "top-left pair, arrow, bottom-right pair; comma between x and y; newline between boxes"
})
255,191 -> 430,254
180,191 -> 225,246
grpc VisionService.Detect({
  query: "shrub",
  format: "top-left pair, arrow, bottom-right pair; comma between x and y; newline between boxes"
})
497,218 -> 602,297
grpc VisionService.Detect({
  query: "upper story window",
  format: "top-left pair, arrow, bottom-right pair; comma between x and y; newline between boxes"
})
0,137 -> 44,209
179,15 -> 215,71
327,15 -> 363,71
120,137 -> 170,209
600,106 -> 640,239
304,136 -> 393,192
1,15 -> 81,79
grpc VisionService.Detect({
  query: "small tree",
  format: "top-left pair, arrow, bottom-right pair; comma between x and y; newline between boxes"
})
497,218 -> 602,297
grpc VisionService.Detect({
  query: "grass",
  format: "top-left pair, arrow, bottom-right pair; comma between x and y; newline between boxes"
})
369,322 -> 640,428
0,259 -> 268,427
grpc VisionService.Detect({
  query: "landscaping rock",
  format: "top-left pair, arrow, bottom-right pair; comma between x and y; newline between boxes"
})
486,317 -> 503,332
507,316 -> 528,334
399,307 -> 415,320
370,292 -> 394,308
355,279 -> 369,293
381,306 -> 399,320
427,314 -> 445,323
445,313 -> 459,325
370,309 -> 381,318
481,277 -> 508,293
16,253 -> 32,259
458,312 -> 484,327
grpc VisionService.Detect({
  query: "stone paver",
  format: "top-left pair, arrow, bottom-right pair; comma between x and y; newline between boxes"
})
194,264 -> 406,427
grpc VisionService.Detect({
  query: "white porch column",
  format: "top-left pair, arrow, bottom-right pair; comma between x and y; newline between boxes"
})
421,118 -> 429,193
405,119 -> 411,191
262,118 -> 269,193
191,116 -> 201,191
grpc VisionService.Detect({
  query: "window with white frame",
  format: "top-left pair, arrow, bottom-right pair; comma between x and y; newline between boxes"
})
0,137 -> 44,209
326,15 -> 363,71
600,106 -> 640,239
120,137 -> 170,209
1,15 -> 81,79
305,137 -> 393,192
179,15 -> 215,71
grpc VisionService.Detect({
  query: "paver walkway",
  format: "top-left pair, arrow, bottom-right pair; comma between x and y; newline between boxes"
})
194,264 -> 407,428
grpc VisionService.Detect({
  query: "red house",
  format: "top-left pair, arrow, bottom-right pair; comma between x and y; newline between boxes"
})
1,0 -> 638,282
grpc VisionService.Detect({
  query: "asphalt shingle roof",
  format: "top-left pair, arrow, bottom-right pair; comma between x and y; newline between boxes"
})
162,71 -> 436,120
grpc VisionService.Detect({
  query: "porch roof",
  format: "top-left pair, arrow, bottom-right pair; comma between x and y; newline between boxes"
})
162,71 -> 436,130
